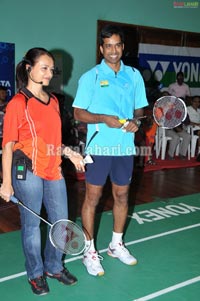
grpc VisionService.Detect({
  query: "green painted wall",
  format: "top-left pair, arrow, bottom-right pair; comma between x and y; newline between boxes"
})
0,0 -> 199,106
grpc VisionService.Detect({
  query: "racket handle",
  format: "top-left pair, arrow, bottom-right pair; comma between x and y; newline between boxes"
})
119,116 -> 147,124
83,154 -> 93,164
10,195 -> 19,204
119,119 -> 127,125
9,195 -> 52,226
121,121 -> 129,132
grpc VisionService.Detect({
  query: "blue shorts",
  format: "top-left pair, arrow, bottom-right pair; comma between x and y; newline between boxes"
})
85,155 -> 134,186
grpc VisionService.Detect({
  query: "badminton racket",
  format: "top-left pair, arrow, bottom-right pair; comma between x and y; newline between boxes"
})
152,96 -> 187,129
119,96 -> 187,130
82,154 -> 93,164
10,195 -> 88,256
119,116 -> 147,131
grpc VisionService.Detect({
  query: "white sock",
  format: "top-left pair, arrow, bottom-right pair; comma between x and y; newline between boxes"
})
85,239 -> 96,253
111,231 -> 123,247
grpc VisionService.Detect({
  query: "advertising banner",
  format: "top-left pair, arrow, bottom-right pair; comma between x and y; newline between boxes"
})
0,42 -> 15,101
139,43 -> 200,96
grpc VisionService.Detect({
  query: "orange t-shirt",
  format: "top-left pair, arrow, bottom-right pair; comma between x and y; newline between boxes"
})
145,121 -> 158,144
2,90 -> 63,180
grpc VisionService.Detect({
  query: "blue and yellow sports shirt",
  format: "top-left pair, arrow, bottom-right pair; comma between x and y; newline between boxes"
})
73,59 -> 148,156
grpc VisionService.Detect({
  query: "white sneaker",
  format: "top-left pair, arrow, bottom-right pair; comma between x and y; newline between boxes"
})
107,242 -> 137,265
83,251 -> 104,276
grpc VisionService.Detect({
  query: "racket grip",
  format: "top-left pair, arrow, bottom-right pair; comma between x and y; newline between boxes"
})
83,154 -> 93,164
121,121 -> 129,132
10,195 -> 18,204
119,119 -> 127,124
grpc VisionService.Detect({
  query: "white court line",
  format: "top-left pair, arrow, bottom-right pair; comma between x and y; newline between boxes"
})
0,271 -> 27,283
133,276 -> 200,301
1,223 -> 200,283
66,222 -> 200,262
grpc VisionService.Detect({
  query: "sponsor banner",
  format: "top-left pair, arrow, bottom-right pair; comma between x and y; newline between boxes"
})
138,43 -> 200,96
0,42 -> 15,101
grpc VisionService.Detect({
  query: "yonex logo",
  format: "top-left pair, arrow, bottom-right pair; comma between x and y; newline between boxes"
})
142,59 -> 200,84
145,60 -> 170,81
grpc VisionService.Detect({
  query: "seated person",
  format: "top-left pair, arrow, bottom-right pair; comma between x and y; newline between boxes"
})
142,90 -> 169,165
143,105 -> 158,165
187,95 -> 200,155
187,95 -> 200,126
158,89 -> 191,160
165,125 -> 191,160
143,120 -> 157,165
168,71 -> 191,100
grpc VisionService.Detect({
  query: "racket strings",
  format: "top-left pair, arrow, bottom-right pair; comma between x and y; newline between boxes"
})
153,96 -> 186,128
50,220 -> 86,255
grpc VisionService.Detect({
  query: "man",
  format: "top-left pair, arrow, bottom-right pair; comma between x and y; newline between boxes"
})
187,96 -> 200,126
187,95 -> 200,155
165,127 -> 191,160
73,24 -> 148,276
168,71 -> 191,100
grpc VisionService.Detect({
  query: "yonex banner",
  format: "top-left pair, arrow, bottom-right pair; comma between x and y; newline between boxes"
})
0,42 -> 15,101
138,43 -> 200,96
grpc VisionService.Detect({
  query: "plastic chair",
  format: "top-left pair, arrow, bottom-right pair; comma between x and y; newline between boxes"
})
175,137 -> 190,160
155,127 -> 172,160
155,127 -> 190,160
186,125 -> 200,157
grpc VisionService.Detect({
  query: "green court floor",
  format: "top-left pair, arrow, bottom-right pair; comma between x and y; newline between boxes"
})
1,194 -> 200,301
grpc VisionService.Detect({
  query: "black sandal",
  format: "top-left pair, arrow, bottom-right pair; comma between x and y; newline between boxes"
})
145,159 -> 156,166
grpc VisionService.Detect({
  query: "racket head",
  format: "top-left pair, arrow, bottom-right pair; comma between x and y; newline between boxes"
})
153,96 -> 187,129
49,219 -> 87,256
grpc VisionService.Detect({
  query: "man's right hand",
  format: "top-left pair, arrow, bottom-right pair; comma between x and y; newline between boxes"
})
102,115 -> 122,128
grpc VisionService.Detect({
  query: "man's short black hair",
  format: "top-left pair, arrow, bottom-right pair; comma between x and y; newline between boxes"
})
99,24 -> 125,46
176,71 -> 184,78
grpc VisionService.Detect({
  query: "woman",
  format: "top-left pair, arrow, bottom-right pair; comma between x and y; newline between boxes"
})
0,48 -> 85,295
187,95 -> 200,156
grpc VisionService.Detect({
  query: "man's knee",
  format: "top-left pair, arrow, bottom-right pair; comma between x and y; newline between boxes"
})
112,185 -> 129,203
85,184 -> 103,206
